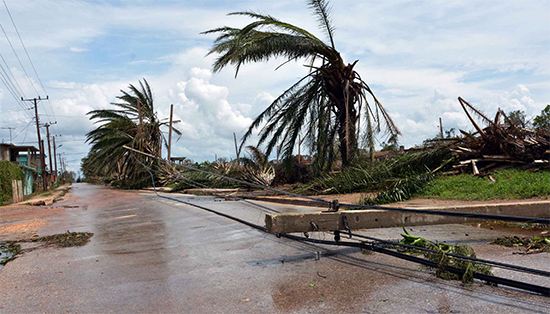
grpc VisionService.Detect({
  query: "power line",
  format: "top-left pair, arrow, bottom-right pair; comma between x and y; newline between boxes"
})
2,0 -> 59,135
131,152 -> 550,296
0,20 -> 39,95
0,72 -> 33,117
0,56 -> 26,103
11,119 -> 31,141
3,0 -> 45,94
0,51 -> 25,98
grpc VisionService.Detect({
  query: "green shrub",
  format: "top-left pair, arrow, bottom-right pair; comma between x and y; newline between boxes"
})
0,161 -> 24,204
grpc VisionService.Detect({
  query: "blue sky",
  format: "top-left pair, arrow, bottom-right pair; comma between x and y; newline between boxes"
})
0,0 -> 548,173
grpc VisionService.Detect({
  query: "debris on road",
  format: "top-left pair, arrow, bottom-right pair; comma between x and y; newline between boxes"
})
491,236 -> 550,254
31,231 -> 93,247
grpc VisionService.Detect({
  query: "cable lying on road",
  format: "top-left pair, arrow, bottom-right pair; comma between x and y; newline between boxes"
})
127,147 -> 550,296
124,145 -> 550,225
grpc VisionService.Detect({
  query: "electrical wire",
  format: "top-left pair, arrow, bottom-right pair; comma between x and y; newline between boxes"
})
0,51 -> 25,98
129,149 -> 550,280
10,119 -> 31,141
0,20 -> 39,95
129,150 -> 550,296
123,145 -> 550,225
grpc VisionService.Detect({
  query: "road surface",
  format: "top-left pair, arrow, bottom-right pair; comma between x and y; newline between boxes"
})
0,183 -> 548,313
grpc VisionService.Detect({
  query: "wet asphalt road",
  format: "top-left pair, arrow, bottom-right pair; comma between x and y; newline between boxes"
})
0,183 -> 549,313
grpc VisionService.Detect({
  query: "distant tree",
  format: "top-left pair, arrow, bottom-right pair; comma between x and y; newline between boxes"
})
444,128 -> 456,138
507,110 -> 528,128
532,105 -> 550,133
203,0 -> 399,171
380,134 -> 399,152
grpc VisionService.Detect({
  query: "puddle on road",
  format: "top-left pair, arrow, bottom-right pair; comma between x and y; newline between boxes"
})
0,243 -> 20,270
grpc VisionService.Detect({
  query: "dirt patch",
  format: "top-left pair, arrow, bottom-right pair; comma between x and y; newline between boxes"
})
31,231 -> 94,247
491,235 -> 550,254
0,218 -> 49,241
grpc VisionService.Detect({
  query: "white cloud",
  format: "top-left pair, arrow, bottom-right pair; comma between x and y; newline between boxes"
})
69,47 -> 88,53
0,0 -> 548,171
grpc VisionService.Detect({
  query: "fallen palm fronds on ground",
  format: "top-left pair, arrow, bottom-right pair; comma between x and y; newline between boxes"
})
398,228 -> 492,284
491,236 -> 550,254
31,231 -> 94,247
432,98 -> 549,176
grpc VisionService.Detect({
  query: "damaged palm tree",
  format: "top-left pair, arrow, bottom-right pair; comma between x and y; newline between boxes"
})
429,97 -> 549,175
203,0 -> 399,171
84,80 -> 181,187
239,146 -> 275,186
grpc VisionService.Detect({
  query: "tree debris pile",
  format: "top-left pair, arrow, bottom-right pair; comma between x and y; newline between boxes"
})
434,97 -> 549,175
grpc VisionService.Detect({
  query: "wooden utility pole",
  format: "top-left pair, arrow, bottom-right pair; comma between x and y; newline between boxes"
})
53,136 -> 58,182
22,96 -> 48,191
44,123 -> 54,184
167,104 -> 174,161
439,117 -> 444,139
233,132 -> 239,164
58,153 -> 63,177
41,140 -> 47,189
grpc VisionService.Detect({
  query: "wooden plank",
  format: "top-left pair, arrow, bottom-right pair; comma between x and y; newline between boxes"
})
265,201 -> 550,234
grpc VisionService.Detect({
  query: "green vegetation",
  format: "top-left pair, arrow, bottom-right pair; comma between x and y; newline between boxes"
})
399,228 -> 492,284
204,0 -> 399,170
0,160 -> 24,204
420,169 -> 550,200
533,104 -> 550,133
82,79 -> 180,188
296,147 -> 451,196
0,243 -> 21,266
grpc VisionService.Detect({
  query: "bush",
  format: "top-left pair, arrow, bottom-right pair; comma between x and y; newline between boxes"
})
0,161 -> 24,204
273,156 -> 313,185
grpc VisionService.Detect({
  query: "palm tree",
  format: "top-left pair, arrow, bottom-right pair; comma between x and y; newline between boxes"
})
84,79 -> 180,187
203,0 -> 399,170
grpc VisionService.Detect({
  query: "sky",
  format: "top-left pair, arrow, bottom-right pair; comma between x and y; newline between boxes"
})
0,0 -> 548,174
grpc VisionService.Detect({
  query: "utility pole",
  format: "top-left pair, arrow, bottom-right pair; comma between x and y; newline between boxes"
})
1,127 -> 15,143
22,96 -> 48,191
41,139 -> 47,189
233,132 -> 239,164
58,153 -> 63,178
168,104 -> 174,161
53,136 -> 58,183
439,117 -> 444,139
44,123 -> 56,184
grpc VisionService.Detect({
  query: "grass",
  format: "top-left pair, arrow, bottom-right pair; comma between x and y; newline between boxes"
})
420,169 -> 550,200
